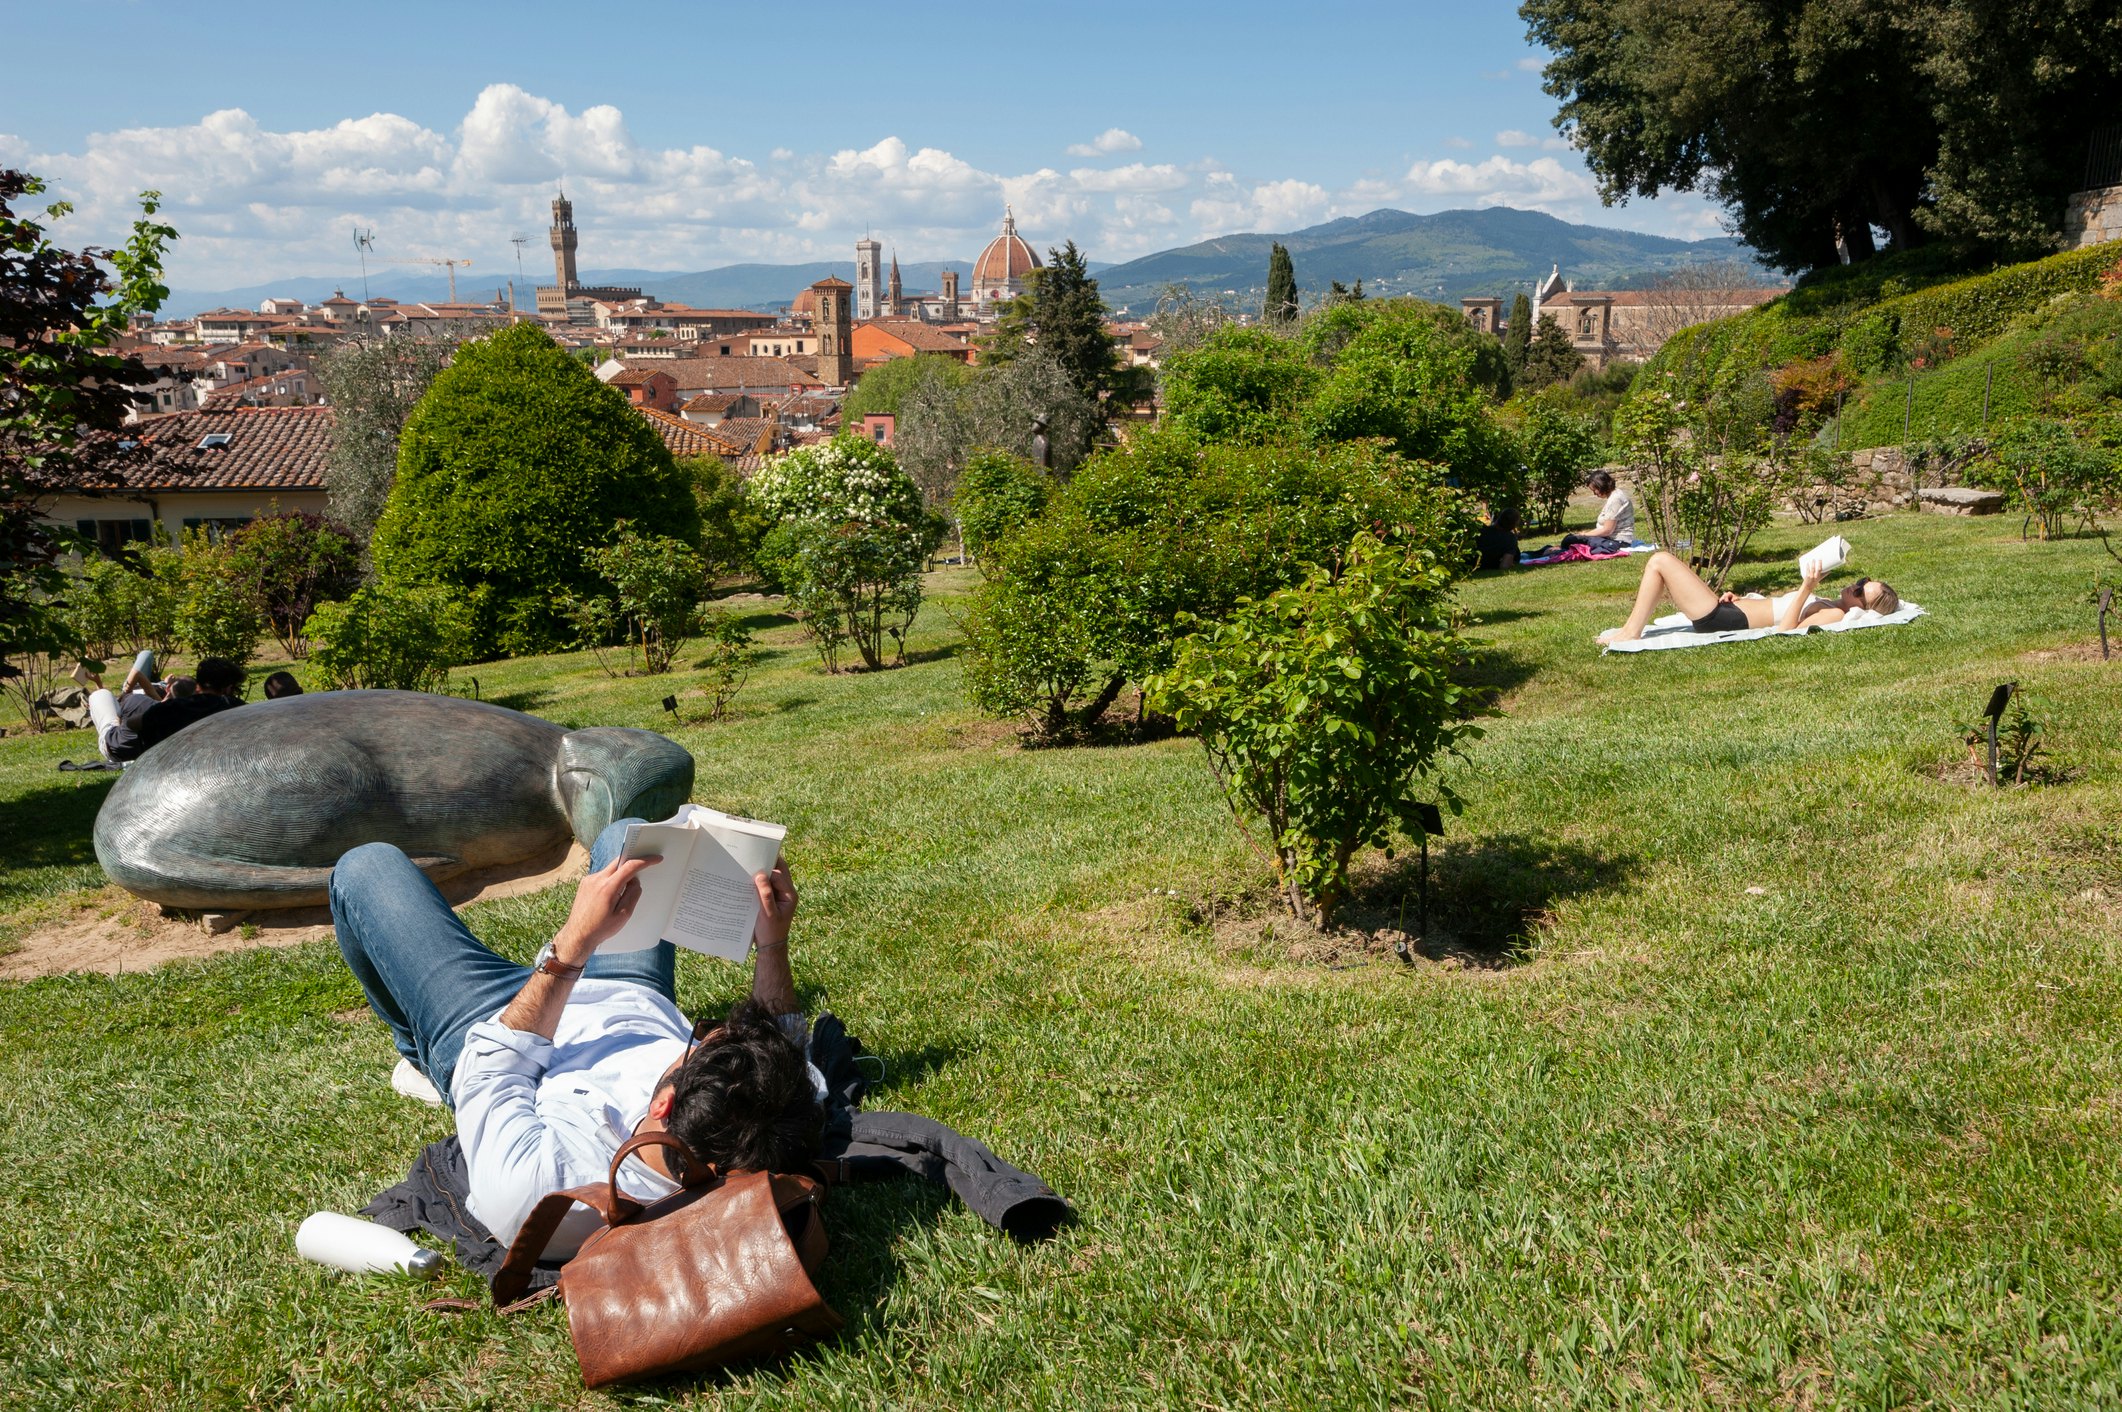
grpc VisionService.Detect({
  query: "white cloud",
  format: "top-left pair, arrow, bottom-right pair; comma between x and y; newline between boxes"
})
1403,155 -> 1597,209
1191,178 -> 1330,237
1495,129 -> 1535,148
1517,56 -> 1545,72
1444,135 -> 1473,150
1067,163 -> 1187,194
1065,127 -> 1142,157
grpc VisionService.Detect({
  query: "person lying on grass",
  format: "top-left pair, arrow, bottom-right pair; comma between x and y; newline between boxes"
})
1596,550 -> 1902,646
329,824 -> 823,1259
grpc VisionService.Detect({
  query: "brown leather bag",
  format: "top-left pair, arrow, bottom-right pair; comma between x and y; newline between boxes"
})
492,1132 -> 842,1388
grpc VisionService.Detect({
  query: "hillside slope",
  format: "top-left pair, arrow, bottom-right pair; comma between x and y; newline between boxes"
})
1092,207 -> 1768,312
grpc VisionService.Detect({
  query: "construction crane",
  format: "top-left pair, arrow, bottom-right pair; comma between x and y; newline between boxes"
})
385,256 -> 474,302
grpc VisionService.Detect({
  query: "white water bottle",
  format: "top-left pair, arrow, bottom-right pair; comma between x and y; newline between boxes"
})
297,1211 -> 446,1277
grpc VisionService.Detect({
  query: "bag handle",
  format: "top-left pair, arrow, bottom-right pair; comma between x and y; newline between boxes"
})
492,1181 -> 621,1307
605,1130 -> 713,1203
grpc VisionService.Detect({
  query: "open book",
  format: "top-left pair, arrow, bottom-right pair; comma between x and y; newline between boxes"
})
598,805 -> 787,960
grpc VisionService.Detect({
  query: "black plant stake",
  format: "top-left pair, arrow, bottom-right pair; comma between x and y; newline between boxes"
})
2100,587 -> 2113,661
1982,682 -> 2017,788
1396,803 -> 1446,964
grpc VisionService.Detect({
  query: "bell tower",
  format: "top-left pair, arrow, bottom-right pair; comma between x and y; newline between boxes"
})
812,276 -> 854,387
550,190 -> 580,291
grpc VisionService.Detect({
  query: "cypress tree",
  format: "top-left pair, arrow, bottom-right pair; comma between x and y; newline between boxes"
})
1263,243 -> 1298,325
1503,292 -> 1533,376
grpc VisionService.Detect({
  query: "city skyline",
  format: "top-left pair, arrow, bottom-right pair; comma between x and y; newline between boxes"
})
0,1 -> 1728,290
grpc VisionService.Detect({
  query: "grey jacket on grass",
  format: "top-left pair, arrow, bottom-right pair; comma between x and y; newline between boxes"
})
363,1012 -> 1070,1289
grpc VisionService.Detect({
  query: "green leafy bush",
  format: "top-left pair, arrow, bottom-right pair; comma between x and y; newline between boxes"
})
62,550 -> 180,662
583,527 -> 709,676
1976,417 -> 2117,539
371,323 -> 701,659
1615,388 -> 1774,589
173,531 -> 269,668
953,450 -> 1051,566
303,583 -> 474,693
1159,325 -> 1322,446
221,508 -> 358,659
677,455 -> 767,578
689,607 -> 755,722
960,430 -> 1475,740
959,518 -> 1120,738
1516,393 -> 1602,532
749,437 -> 944,671
1146,534 -> 1482,925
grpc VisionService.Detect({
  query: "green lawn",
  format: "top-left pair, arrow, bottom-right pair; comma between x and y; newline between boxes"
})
4,514 -> 2121,1408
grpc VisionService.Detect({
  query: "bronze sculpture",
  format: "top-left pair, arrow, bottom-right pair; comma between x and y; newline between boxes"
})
92,690 -> 695,911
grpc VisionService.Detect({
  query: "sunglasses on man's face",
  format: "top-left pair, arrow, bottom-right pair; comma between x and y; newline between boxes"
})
1847,577 -> 1871,604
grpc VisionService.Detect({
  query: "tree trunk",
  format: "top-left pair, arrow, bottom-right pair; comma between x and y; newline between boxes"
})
1073,672 -> 1128,732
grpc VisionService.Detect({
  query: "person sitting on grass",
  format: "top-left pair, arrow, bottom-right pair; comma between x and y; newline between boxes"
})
87,656 -> 246,762
261,671 -> 303,699
328,825 -> 823,1259
1474,506 -> 1521,571
1596,551 -> 1901,645
1561,470 -> 1635,554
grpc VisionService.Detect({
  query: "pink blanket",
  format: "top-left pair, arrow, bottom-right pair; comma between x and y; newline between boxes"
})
1521,543 -> 1634,567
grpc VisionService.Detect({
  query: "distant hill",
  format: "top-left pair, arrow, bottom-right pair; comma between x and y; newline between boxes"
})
159,207 -> 1773,322
1090,207 -> 1775,314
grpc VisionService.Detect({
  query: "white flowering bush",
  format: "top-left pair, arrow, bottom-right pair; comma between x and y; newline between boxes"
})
749,437 -> 944,670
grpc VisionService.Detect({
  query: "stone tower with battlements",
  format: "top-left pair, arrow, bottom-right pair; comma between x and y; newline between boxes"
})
550,191 -> 580,291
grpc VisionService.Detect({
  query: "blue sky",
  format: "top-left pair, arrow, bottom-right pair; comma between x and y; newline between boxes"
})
0,0 -> 1727,290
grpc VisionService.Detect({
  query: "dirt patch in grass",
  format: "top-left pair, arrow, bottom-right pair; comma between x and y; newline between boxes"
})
0,841 -> 588,979
2021,640 -> 2116,663
1923,754 -> 2078,789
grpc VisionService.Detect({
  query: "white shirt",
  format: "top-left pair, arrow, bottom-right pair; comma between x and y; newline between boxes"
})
1598,488 -> 1636,543
453,978 -> 689,1259
453,981 -> 829,1260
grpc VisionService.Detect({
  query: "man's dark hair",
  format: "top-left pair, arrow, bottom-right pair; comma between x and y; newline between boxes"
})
1588,469 -> 1616,495
262,671 -> 303,699
194,657 -> 245,694
664,997 -> 822,1174
165,676 -> 197,699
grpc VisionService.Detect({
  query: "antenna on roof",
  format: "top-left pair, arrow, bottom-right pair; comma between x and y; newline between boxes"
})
352,227 -> 375,303
509,235 -> 530,317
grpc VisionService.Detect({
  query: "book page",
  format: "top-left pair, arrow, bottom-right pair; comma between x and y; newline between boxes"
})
596,820 -> 698,954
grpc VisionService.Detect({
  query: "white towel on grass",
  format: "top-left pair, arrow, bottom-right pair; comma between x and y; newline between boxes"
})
1602,602 -> 1927,653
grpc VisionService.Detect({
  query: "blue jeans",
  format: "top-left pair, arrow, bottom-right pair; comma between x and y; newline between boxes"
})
329,818 -> 676,1103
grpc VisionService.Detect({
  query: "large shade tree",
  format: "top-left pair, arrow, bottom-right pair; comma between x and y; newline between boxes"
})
371,322 -> 700,658
1521,0 -> 2122,270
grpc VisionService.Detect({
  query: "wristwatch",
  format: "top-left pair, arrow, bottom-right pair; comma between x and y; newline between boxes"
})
533,942 -> 585,978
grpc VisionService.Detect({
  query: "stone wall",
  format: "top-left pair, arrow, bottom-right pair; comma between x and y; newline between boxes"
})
2064,185 -> 2122,249
1785,444 -> 1974,519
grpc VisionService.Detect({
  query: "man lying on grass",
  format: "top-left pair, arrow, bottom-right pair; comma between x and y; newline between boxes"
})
328,822 -> 824,1258
1596,550 -> 1902,646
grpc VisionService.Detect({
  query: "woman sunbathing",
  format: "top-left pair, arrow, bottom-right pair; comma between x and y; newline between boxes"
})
1596,551 -> 1900,645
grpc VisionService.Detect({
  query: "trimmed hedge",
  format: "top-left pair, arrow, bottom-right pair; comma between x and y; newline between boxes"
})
372,323 -> 700,658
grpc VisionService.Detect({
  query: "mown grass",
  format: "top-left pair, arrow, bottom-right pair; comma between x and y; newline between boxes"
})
3,515 -> 2121,1408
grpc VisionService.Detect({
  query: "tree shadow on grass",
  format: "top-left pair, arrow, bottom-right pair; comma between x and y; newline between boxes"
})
1465,606 -> 1546,626
897,642 -> 962,667
1454,644 -> 1541,702
1343,832 -> 1641,968
0,776 -> 117,879
485,686 -> 554,715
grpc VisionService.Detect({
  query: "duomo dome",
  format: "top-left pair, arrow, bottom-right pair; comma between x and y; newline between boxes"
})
972,208 -> 1041,307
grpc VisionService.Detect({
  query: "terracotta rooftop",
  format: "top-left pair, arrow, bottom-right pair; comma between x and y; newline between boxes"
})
609,366 -> 676,387
860,319 -> 972,354
645,356 -> 825,390
73,406 -> 334,493
636,406 -> 744,458
681,393 -> 742,413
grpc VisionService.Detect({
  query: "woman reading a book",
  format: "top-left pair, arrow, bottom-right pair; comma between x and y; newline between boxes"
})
329,822 -> 825,1259
1595,550 -> 1901,645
